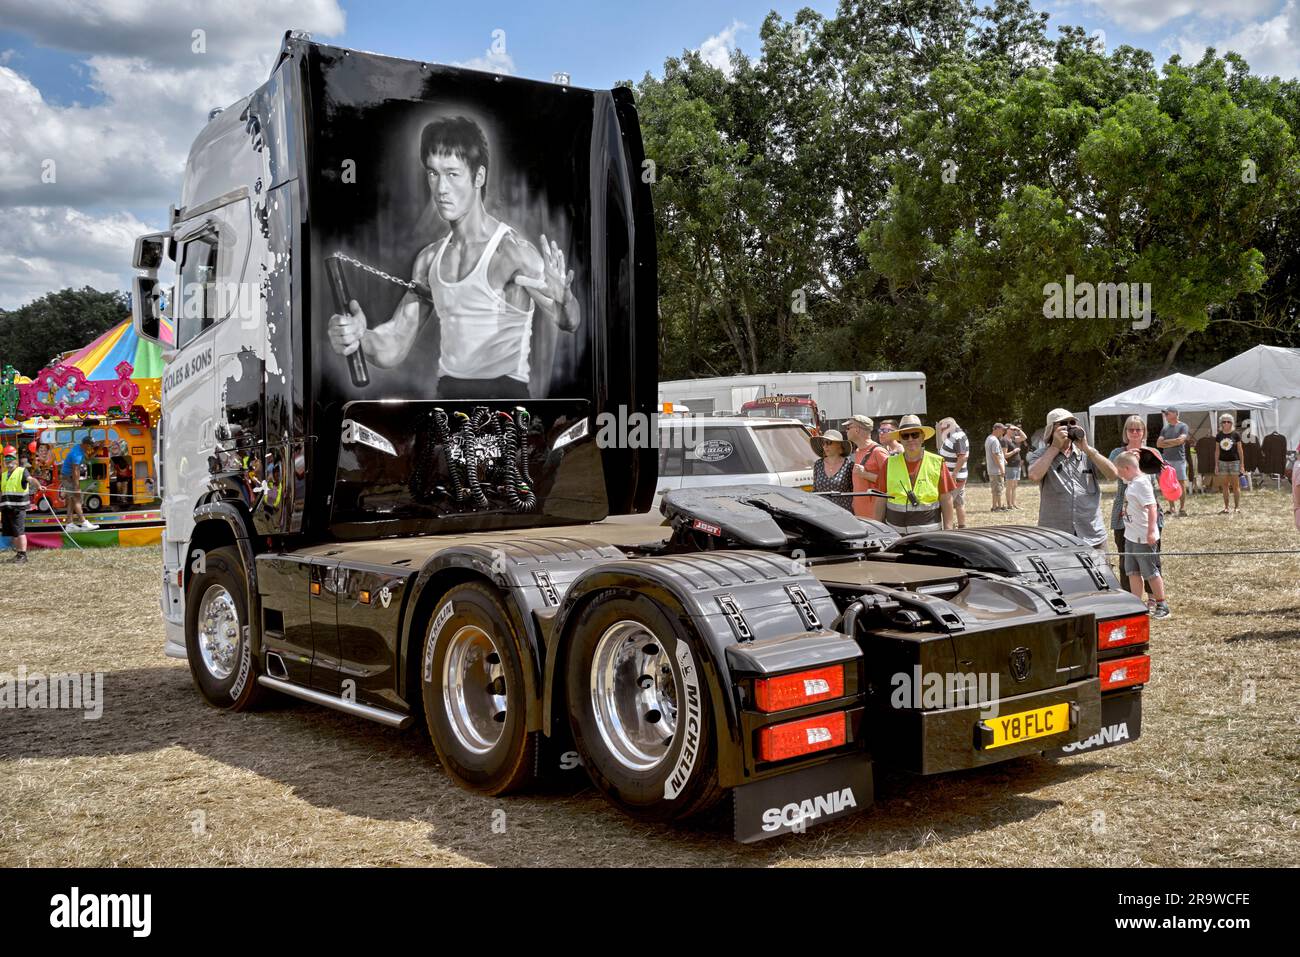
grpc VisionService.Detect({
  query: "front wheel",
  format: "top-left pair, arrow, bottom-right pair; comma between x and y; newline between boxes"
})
565,590 -> 723,823
184,545 -> 264,710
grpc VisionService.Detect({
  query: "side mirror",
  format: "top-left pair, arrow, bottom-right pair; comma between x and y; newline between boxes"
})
133,232 -> 171,271
132,276 -> 170,345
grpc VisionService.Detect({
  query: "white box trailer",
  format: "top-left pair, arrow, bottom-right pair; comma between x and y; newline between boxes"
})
658,371 -> 927,423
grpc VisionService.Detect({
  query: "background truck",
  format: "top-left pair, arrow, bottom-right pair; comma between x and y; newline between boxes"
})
737,394 -> 825,433
658,370 -> 927,424
131,34 -> 1147,842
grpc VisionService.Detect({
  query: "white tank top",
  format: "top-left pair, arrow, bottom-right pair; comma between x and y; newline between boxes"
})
429,221 -> 535,383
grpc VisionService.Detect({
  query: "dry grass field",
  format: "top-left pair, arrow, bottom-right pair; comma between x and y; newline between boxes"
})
1,481 -> 1297,868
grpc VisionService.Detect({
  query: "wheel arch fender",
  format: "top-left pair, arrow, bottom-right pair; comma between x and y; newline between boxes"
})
401,550 -> 543,732
187,498 -> 261,654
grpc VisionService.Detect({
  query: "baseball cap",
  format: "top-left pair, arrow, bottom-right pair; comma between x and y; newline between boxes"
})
993,422 -> 1006,430
842,414 -> 873,430
1162,407 -> 1178,414
2,445 -> 16,458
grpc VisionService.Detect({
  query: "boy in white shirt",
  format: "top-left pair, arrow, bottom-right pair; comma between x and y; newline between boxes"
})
1116,451 -> 1170,619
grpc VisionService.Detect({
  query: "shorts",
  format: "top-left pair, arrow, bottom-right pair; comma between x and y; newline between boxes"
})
1005,466 -> 1021,481
1167,460 -> 1187,481
1216,461 -> 1241,475
990,473 -> 1005,496
1122,540 -> 1162,579
1,507 -> 24,537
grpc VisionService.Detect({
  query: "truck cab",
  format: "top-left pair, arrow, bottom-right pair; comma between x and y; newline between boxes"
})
739,394 -> 826,433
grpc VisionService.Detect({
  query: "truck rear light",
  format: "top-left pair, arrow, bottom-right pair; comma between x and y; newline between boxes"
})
754,665 -> 844,713
1098,614 -> 1149,650
1100,655 -> 1150,691
758,711 -> 846,761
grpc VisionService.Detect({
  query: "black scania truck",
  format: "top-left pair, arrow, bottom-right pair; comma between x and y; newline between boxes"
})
130,33 -> 1149,842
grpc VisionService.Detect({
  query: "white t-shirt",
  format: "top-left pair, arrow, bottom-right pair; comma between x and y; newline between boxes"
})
1123,478 -> 1159,543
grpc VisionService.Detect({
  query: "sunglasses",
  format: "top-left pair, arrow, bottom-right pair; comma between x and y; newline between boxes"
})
1057,418 -> 1078,427
899,431 -> 924,440
1126,426 -> 1144,433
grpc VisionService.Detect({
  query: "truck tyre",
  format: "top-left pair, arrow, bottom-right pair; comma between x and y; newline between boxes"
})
421,583 -> 537,795
85,493 -> 102,512
184,545 -> 264,711
565,590 -> 724,823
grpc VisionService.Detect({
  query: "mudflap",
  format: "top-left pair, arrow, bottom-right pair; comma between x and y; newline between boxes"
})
1044,689 -> 1142,758
532,731 -> 591,793
733,752 -> 873,843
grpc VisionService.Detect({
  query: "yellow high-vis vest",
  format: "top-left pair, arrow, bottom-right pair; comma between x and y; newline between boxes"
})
884,452 -> 943,531
1,466 -> 30,509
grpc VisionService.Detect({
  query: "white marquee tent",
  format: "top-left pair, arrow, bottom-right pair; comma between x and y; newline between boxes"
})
1089,372 -> 1280,442
1200,345 -> 1300,450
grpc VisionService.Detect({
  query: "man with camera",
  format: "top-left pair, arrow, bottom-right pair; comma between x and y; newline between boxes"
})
1026,408 -> 1117,550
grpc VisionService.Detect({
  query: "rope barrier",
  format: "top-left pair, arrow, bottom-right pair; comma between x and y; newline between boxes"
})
42,506 -> 85,550
1107,548 -> 1300,557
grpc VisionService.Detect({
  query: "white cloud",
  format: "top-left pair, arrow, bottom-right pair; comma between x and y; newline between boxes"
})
454,47 -> 516,76
0,0 -> 346,66
1175,1 -> 1300,78
0,0 -> 345,305
0,206 -> 152,308
699,21 -> 745,76
0,56 -> 271,209
1082,0 -> 1278,32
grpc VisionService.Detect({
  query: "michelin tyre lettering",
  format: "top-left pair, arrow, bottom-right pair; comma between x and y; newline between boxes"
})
564,590 -> 724,823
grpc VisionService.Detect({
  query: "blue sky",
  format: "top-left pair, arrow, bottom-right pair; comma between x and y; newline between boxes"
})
1,0 -> 1297,309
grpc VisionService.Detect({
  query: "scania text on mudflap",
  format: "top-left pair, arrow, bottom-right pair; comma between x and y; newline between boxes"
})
131,33 -> 1149,843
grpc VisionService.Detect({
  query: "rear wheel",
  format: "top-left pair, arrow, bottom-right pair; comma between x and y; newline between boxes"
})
565,590 -> 723,822
421,583 -> 537,794
85,493 -> 102,512
184,545 -> 264,710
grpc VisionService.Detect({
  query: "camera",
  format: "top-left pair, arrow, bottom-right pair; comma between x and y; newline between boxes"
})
1066,425 -> 1085,442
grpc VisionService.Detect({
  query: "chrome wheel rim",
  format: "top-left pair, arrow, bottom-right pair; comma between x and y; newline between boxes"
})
442,625 -> 507,754
197,584 -> 240,680
591,621 -> 679,772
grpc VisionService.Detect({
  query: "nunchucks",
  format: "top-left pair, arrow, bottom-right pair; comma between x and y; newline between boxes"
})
326,255 -> 370,388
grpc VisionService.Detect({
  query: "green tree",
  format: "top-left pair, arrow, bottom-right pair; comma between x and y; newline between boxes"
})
0,287 -> 129,377
633,2 -> 1300,431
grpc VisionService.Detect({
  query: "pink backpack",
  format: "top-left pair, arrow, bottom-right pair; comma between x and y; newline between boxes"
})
1158,463 -> 1182,501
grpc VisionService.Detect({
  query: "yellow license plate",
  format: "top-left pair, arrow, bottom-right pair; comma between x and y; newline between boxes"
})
981,702 -> 1069,748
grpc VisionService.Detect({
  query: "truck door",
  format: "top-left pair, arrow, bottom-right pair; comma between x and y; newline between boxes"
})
200,198 -> 262,499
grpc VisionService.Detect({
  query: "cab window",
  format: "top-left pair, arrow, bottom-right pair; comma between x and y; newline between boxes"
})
176,232 -> 220,347
172,197 -> 252,349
